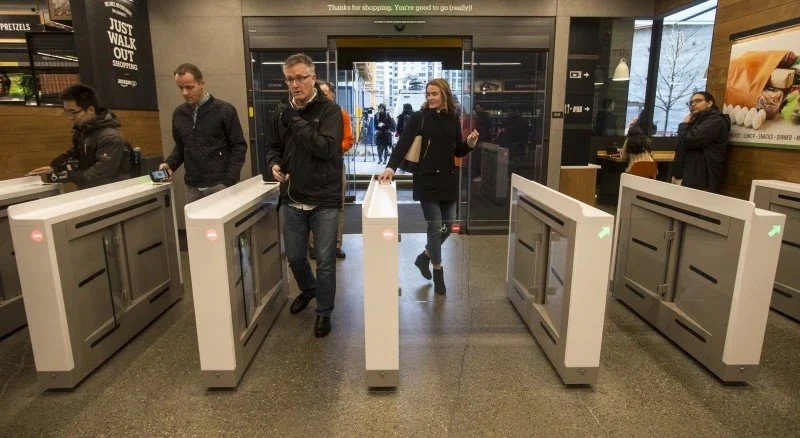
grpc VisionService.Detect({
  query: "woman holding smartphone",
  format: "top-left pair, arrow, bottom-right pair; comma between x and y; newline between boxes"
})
378,78 -> 479,294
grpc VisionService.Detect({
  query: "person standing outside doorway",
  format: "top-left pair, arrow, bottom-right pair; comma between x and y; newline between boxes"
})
265,53 -> 343,338
308,80 -> 353,260
374,103 -> 394,164
160,63 -> 247,203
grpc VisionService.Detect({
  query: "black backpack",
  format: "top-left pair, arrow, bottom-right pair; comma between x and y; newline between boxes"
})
99,127 -> 137,177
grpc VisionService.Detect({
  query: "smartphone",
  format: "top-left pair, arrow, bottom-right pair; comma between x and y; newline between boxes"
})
39,173 -> 60,184
149,169 -> 170,183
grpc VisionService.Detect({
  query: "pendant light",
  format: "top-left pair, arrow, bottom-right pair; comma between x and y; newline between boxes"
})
612,58 -> 630,81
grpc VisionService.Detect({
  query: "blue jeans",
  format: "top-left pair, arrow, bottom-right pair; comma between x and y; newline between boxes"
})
281,205 -> 339,316
419,200 -> 457,266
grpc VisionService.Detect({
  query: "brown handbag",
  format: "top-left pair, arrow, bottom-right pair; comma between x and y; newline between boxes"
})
398,115 -> 424,173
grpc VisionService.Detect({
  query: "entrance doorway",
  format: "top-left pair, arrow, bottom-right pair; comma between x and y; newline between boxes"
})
248,37 -> 548,233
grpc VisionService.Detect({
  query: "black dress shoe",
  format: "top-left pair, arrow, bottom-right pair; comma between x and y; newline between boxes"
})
314,315 -> 331,337
290,292 -> 315,314
336,248 -> 346,259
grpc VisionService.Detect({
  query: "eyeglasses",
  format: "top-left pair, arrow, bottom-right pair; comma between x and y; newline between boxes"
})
284,74 -> 312,85
687,98 -> 705,107
63,108 -> 85,117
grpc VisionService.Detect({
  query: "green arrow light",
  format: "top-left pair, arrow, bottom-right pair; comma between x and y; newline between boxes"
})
598,226 -> 611,239
768,225 -> 781,237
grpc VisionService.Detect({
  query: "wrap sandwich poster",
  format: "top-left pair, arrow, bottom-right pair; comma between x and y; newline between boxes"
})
724,26 -> 800,148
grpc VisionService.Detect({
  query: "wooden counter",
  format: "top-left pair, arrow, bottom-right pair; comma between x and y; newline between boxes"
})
559,164 -> 601,206
596,150 -> 675,162
595,150 -> 675,205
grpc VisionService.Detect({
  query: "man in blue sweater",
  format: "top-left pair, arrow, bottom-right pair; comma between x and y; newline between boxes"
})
160,63 -> 247,202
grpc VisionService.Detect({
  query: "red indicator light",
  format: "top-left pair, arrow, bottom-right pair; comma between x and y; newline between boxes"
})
31,229 -> 44,242
206,229 -> 219,241
452,224 -> 461,233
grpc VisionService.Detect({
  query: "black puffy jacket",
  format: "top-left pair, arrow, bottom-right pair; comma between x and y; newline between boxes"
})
50,109 -> 131,189
673,107 -> 731,193
264,88 -> 343,208
166,95 -> 248,188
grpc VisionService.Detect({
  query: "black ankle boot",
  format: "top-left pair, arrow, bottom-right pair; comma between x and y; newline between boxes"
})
415,251 -> 432,280
433,267 -> 446,294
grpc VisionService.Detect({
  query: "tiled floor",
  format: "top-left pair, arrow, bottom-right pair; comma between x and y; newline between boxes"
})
1,233 -> 799,436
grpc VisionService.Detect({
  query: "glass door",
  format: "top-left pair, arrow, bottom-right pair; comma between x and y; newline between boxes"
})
458,46 -> 473,233
327,45 -> 359,203
464,51 -> 549,232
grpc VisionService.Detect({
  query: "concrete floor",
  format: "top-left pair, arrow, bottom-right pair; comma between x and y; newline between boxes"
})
1,233 -> 799,436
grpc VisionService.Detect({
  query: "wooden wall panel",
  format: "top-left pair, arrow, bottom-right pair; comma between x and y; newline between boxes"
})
0,107 -> 163,182
708,0 -> 800,198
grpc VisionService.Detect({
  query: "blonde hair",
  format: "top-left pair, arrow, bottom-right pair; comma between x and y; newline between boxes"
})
423,78 -> 456,115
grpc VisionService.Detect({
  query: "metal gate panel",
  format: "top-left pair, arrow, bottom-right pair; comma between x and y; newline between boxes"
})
543,229 -> 568,337
69,229 -> 115,342
624,205 -> 672,297
771,204 -> 800,296
123,208 -> 170,300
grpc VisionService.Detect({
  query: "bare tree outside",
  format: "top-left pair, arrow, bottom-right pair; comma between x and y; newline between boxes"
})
654,24 -> 707,134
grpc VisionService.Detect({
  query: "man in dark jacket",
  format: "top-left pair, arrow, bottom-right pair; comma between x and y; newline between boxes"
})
29,84 -> 131,189
395,103 -> 414,138
672,92 -> 731,193
160,63 -> 247,202
265,53 -> 343,338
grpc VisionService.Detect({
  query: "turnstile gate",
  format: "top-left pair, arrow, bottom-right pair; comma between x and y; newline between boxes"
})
9,177 -> 182,389
0,176 -> 62,338
507,174 -> 614,385
611,174 -> 785,382
185,177 -> 287,388
750,180 -> 800,321
362,177 -> 399,388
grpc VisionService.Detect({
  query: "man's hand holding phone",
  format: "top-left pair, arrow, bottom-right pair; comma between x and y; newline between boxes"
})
155,163 -> 173,181
272,164 -> 289,182
150,169 -> 171,183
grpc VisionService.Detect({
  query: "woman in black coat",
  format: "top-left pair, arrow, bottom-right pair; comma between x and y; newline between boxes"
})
379,78 -> 479,294
672,91 -> 731,193
374,103 -> 394,164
